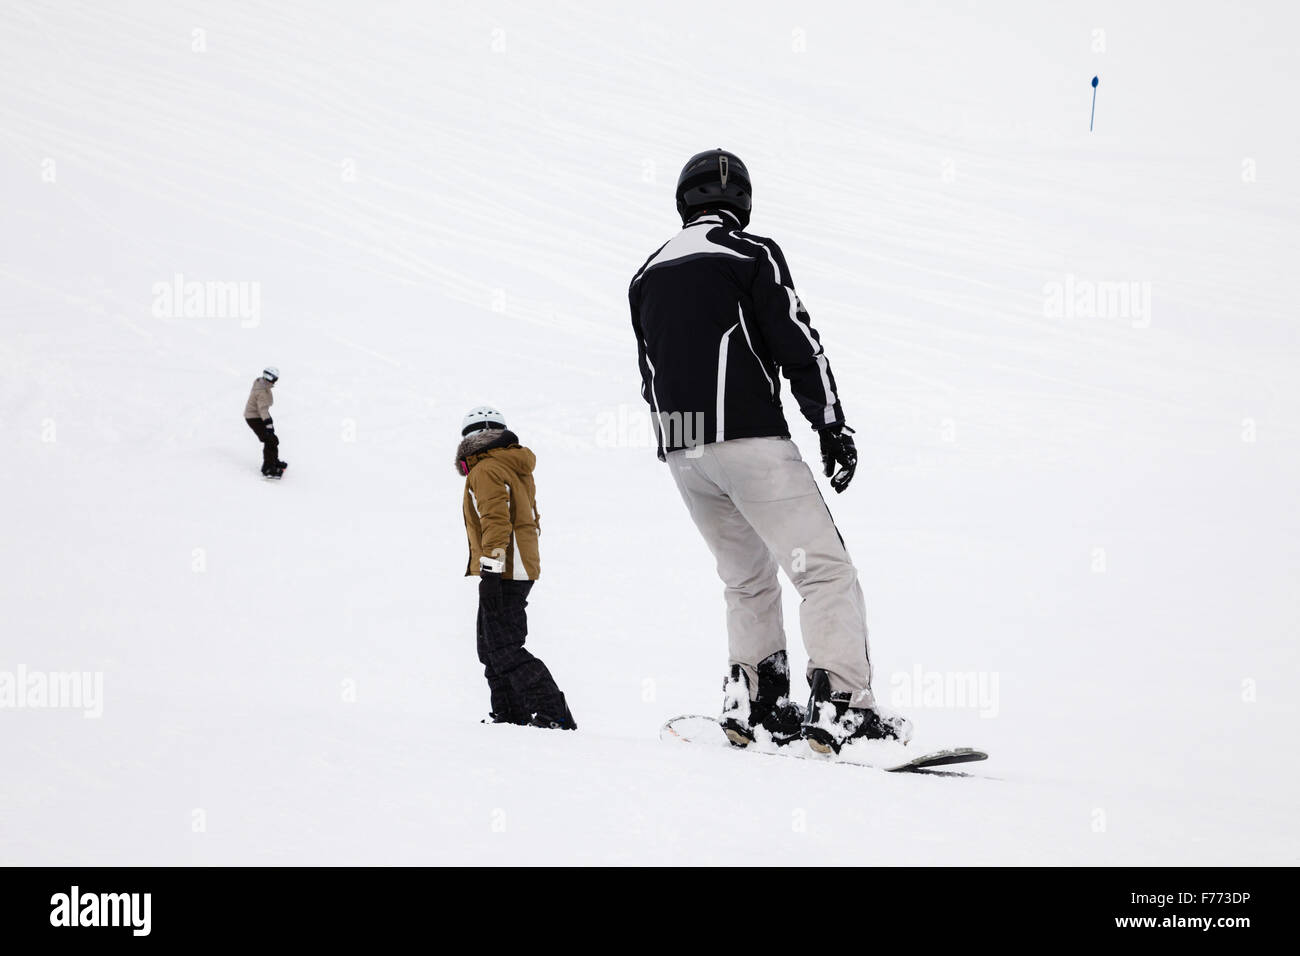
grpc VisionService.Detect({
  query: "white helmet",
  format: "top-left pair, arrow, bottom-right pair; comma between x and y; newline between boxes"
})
461,405 -> 506,436
263,366 -> 280,383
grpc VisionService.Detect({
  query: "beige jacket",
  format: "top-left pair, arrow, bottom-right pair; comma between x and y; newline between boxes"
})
456,429 -> 541,580
244,377 -> 274,420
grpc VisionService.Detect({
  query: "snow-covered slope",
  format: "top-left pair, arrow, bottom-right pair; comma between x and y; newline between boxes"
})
2,0 -> 1297,864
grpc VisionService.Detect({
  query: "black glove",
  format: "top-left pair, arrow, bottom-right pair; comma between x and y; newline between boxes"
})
818,425 -> 857,494
478,569 -> 503,611
263,418 -> 274,432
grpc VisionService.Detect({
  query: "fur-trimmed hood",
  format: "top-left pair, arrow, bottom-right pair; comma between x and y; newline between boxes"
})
455,428 -> 526,474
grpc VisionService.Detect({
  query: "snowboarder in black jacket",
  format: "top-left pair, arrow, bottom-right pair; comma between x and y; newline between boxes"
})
628,149 -> 911,754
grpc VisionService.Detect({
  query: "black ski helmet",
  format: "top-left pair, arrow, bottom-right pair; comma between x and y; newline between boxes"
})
675,149 -> 752,228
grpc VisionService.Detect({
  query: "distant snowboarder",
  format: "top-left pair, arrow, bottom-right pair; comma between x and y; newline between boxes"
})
244,366 -> 286,478
455,406 -> 576,730
628,149 -> 911,753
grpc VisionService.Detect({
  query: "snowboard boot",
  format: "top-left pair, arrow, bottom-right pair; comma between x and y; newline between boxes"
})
528,694 -> 577,731
720,650 -> 806,748
802,668 -> 913,754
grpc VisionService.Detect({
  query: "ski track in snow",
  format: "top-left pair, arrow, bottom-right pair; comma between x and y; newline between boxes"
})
1,1 -> 1298,864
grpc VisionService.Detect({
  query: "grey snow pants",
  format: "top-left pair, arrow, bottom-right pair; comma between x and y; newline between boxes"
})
667,436 -> 875,708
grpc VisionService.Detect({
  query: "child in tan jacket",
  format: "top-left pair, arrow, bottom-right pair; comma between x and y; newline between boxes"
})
456,406 -> 575,730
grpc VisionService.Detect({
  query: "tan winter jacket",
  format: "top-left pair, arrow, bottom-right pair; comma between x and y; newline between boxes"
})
457,429 -> 541,580
244,377 -> 274,420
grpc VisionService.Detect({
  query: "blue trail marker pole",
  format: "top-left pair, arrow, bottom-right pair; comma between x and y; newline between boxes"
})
1090,76 -> 1099,131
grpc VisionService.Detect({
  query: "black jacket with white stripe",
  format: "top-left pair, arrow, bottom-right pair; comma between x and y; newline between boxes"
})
628,210 -> 845,458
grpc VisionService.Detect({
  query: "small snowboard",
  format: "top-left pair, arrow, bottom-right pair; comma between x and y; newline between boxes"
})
661,714 -> 988,773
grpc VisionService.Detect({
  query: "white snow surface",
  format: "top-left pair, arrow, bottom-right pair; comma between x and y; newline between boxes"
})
2,1 -> 1298,865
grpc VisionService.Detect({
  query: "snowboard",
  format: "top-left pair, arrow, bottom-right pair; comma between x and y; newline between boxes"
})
660,714 -> 988,773
262,462 -> 288,480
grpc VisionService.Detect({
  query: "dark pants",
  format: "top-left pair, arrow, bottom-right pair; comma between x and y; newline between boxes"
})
477,580 -> 575,728
245,417 -> 280,472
